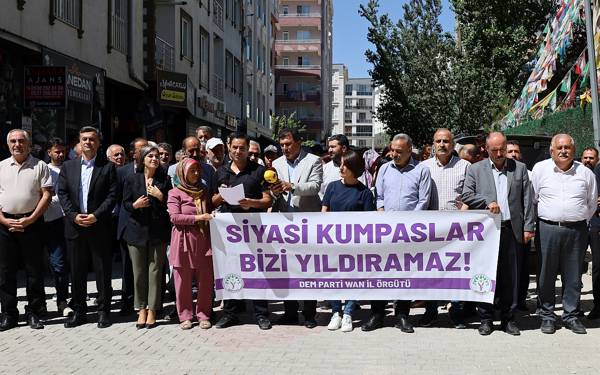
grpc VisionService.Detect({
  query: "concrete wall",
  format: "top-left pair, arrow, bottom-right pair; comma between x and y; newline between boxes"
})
1,1 -> 144,89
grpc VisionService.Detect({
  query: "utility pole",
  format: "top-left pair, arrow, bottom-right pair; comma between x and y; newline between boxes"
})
584,0 -> 600,150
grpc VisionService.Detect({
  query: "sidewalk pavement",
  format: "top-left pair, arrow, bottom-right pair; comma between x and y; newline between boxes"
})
1,271 -> 599,374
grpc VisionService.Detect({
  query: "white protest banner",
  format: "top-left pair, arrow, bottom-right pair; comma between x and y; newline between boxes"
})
210,210 -> 501,303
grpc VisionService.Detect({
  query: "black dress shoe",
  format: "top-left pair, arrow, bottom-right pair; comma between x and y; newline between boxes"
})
97,312 -> 112,328
394,316 -> 414,333
587,307 -> 600,320
64,312 -> 88,328
135,323 -> 145,329
540,320 -> 556,334
361,316 -> 384,332
501,320 -> 520,336
215,314 -> 239,329
27,314 -> 44,330
563,318 -> 587,334
478,321 -> 493,336
257,317 -> 272,330
276,314 -> 299,325
0,314 -> 18,331
145,322 -> 158,329
304,319 -> 317,329
418,311 -> 438,327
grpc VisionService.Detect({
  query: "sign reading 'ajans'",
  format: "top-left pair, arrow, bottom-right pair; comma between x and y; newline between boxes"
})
157,69 -> 187,108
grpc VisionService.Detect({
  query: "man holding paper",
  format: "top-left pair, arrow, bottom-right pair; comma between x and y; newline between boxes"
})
270,128 -> 323,328
212,132 -> 273,330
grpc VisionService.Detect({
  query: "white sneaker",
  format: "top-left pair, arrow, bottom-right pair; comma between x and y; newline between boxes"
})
341,314 -> 353,332
328,313 -> 342,330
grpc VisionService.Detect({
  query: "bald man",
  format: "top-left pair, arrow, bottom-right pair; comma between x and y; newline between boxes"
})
459,144 -> 478,164
532,134 -> 597,334
462,132 -> 535,336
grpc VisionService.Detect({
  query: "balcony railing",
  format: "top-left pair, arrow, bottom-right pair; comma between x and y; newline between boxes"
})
212,74 -> 224,100
279,12 -> 321,18
155,36 -> 175,72
274,64 -> 320,70
276,90 -> 321,101
275,39 -> 321,44
53,0 -> 81,28
213,0 -> 224,30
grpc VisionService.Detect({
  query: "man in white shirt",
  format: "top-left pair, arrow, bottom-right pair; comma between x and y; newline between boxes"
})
319,134 -> 349,199
420,129 -> 470,328
43,138 -> 69,315
532,134 -> 597,334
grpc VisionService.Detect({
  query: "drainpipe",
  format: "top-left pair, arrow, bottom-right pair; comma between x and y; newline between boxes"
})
127,0 -> 148,89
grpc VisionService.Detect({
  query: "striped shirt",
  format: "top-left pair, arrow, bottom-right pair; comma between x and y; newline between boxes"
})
421,155 -> 470,211
375,158 -> 431,211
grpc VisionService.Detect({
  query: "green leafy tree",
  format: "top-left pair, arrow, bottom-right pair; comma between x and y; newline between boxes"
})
451,0 -> 553,129
271,112 -> 315,147
360,0 -> 459,147
360,0 -> 553,144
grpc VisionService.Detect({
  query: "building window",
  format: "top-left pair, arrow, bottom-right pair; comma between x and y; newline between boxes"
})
297,5 -> 310,15
234,58 -> 241,94
345,84 -> 353,95
245,31 -> 252,62
297,30 -> 310,40
358,112 -> 367,122
357,84 -> 372,95
52,0 -> 82,28
282,5 -> 288,15
358,140 -> 367,147
213,34 -> 224,100
180,10 -> 193,62
356,125 -> 372,136
344,98 -> 352,107
282,57 -> 289,66
282,31 -> 289,40
344,126 -> 352,136
297,56 -> 310,66
344,112 -> 352,123
213,0 -> 224,30
110,0 -> 128,53
200,27 -> 210,88
225,50 -> 233,90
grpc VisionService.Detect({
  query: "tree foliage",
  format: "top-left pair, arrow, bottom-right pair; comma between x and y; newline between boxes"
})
360,0 -> 457,147
360,0 -> 552,146
270,112 -> 315,147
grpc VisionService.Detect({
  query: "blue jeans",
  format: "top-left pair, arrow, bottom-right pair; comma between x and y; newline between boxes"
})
330,300 -> 357,315
44,218 -> 69,303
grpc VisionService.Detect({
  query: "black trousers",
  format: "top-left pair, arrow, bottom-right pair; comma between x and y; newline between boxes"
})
589,226 -> 600,309
0,219 -> 46,318
67,229 -> 113,313
518,241 -> 531,305
370,300 -> 411,320
478,225 -> 519,323
223,300 -> 268,320
284,300 -> 316,321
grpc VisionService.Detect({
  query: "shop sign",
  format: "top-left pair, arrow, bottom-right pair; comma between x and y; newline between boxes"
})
157,69 -> 187,108
24,66 -> 66,108
42,49 -> 105,107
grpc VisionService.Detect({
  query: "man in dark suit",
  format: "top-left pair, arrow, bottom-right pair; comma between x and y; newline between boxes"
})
462,131 -> 535,336
58,126 -> 118,328
116,137 -> 148,315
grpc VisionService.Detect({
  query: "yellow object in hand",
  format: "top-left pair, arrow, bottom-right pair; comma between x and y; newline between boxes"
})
264,168 -> 279,184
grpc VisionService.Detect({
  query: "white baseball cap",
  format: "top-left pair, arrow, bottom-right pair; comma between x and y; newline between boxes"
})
206,137 -> 224,150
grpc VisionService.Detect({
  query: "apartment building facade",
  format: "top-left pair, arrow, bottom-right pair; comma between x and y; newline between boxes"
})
274,0 -> 332,142
330,65 -> 387,149
0,0 -> 146,156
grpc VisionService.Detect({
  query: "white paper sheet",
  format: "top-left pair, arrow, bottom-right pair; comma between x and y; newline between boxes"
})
218,184 -> 245,205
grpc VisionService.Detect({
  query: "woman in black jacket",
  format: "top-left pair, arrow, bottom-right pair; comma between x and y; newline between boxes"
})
123,145 -> 172,329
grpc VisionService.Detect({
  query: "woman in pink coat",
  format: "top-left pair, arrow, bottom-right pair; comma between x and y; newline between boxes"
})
167,158 -> 214,330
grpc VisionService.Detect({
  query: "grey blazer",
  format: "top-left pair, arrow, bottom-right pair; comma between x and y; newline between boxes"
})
271,151 -> 323,212
461,158 -> 535,243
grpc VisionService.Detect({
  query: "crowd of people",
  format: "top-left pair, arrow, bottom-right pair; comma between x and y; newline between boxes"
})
0,124 -> 599,337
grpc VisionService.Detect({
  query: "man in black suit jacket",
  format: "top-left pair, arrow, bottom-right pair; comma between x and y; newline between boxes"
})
58,126 -> 117,328
115,137 -> 147,315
